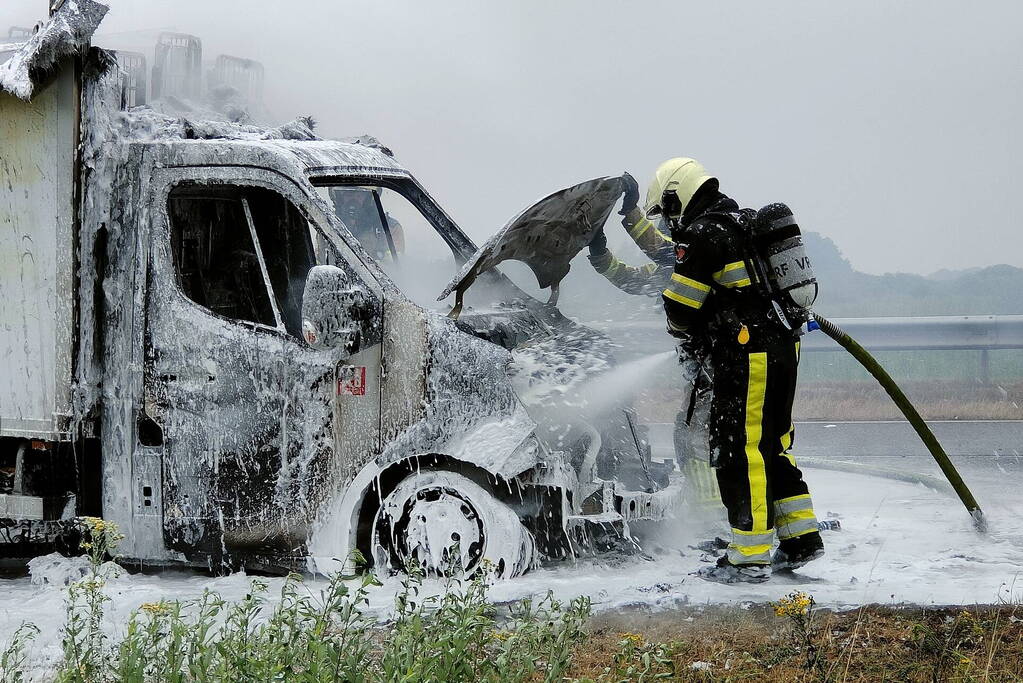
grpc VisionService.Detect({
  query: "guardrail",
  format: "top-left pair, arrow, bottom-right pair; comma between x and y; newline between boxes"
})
799,315 -> 1023,353
592,315 -> 1023,382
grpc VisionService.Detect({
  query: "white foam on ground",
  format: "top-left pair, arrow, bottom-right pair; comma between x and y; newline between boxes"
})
488,468 -> 1023,610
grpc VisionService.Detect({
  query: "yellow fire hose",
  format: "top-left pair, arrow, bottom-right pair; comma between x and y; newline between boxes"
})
812,313 -> 987,533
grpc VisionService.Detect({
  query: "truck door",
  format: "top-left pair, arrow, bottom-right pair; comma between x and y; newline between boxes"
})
142,167 -> 383,565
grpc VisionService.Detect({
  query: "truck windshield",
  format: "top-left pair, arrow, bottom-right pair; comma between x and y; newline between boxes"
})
316,182 -> 463,310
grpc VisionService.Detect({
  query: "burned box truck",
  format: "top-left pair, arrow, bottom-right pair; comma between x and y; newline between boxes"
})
0,1 -> 681,577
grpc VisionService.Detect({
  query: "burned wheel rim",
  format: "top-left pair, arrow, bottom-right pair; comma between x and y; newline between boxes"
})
372,470 -> 535,578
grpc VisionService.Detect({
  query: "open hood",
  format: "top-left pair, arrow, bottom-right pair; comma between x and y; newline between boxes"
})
439,176 -> 624,313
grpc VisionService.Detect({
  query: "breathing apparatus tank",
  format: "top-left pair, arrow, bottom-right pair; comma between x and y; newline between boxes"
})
751,203 -> 817,326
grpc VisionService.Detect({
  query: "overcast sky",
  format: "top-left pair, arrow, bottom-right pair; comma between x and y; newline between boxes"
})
4,0 -> 1021,275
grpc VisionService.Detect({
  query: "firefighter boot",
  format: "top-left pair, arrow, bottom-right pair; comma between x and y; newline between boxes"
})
696,556 -> 771,584
772,531 -> 825,571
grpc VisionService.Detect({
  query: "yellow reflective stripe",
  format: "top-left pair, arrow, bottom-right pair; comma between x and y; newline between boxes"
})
629,217 -> 654,240
783,346 -> 800,472
775,494 -> 818,539
777,516 -> 820,540
712,261 -> 745,277
663,289 -> 703,309
672,273 -> 711,292
728,529 -> 774,564
780,425 -> 795,466
774,493 -> 812,516
663,274 -> 710,310
730,543 -> 772,557
776,508 -> 817,526
683,459 -> 721,507
731,528 -> 775,539
667,318 -> 690,333
745,352 -> 769,534
727,545 -> 772,565
713,260 -> 752,288
655,228 -> 672,244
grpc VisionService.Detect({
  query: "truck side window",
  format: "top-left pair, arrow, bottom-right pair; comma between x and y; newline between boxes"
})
246,189 -> 317,338
168,185 -> 316,337
169,187 -> 278,327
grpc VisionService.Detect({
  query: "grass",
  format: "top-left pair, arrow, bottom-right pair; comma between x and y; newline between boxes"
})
794,379 -> 1023,421
3,519 -> 1023,680
3,518 -> 593,682
570,599 -> 1023,681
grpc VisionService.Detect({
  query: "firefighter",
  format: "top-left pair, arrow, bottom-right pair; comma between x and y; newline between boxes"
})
647,157 -> 824,583
330,187 -> 405,260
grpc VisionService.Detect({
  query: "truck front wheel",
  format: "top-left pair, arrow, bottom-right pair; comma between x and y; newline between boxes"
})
371,470 -> 535,578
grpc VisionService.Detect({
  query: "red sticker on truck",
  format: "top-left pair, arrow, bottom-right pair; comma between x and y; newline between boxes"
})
337,366 -> 367,396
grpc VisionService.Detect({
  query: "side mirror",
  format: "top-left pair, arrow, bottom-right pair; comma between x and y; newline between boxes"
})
301,265 -> 375,352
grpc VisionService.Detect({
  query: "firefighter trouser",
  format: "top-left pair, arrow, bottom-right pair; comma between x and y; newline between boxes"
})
674,379 -> 722,510
709,339 -> 821,566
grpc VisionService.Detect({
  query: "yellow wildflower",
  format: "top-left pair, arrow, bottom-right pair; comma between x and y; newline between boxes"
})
140,602 -> 168,615
619,631 -> 645,646
772,591 -> 813,617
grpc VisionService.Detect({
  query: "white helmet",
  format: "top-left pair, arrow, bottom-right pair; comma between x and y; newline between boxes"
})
644,157 -> 716,219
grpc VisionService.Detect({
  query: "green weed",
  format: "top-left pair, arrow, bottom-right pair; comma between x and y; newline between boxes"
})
0,623 -> 39,683
12,520 -> 593,682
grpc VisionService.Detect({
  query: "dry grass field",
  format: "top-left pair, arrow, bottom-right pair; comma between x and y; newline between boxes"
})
570,601 -> 1023,681
794,380 -> 1023,421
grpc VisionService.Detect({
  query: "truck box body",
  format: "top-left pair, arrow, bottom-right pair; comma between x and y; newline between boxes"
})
0,60 -> 77,441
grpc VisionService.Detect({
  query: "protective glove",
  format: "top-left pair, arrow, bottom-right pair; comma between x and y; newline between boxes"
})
676,334 -> 710,384
619,172 -> 640,216
680,356 -> 702,384
588,227 -> 608,256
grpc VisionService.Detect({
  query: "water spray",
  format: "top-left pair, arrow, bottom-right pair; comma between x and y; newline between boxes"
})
811,313 -> 986,532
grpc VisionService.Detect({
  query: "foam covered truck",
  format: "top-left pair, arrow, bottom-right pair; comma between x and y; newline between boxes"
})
0,2 -> 681,576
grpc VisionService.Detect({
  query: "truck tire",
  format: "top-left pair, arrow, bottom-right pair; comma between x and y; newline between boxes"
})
371,470 -> 535,578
